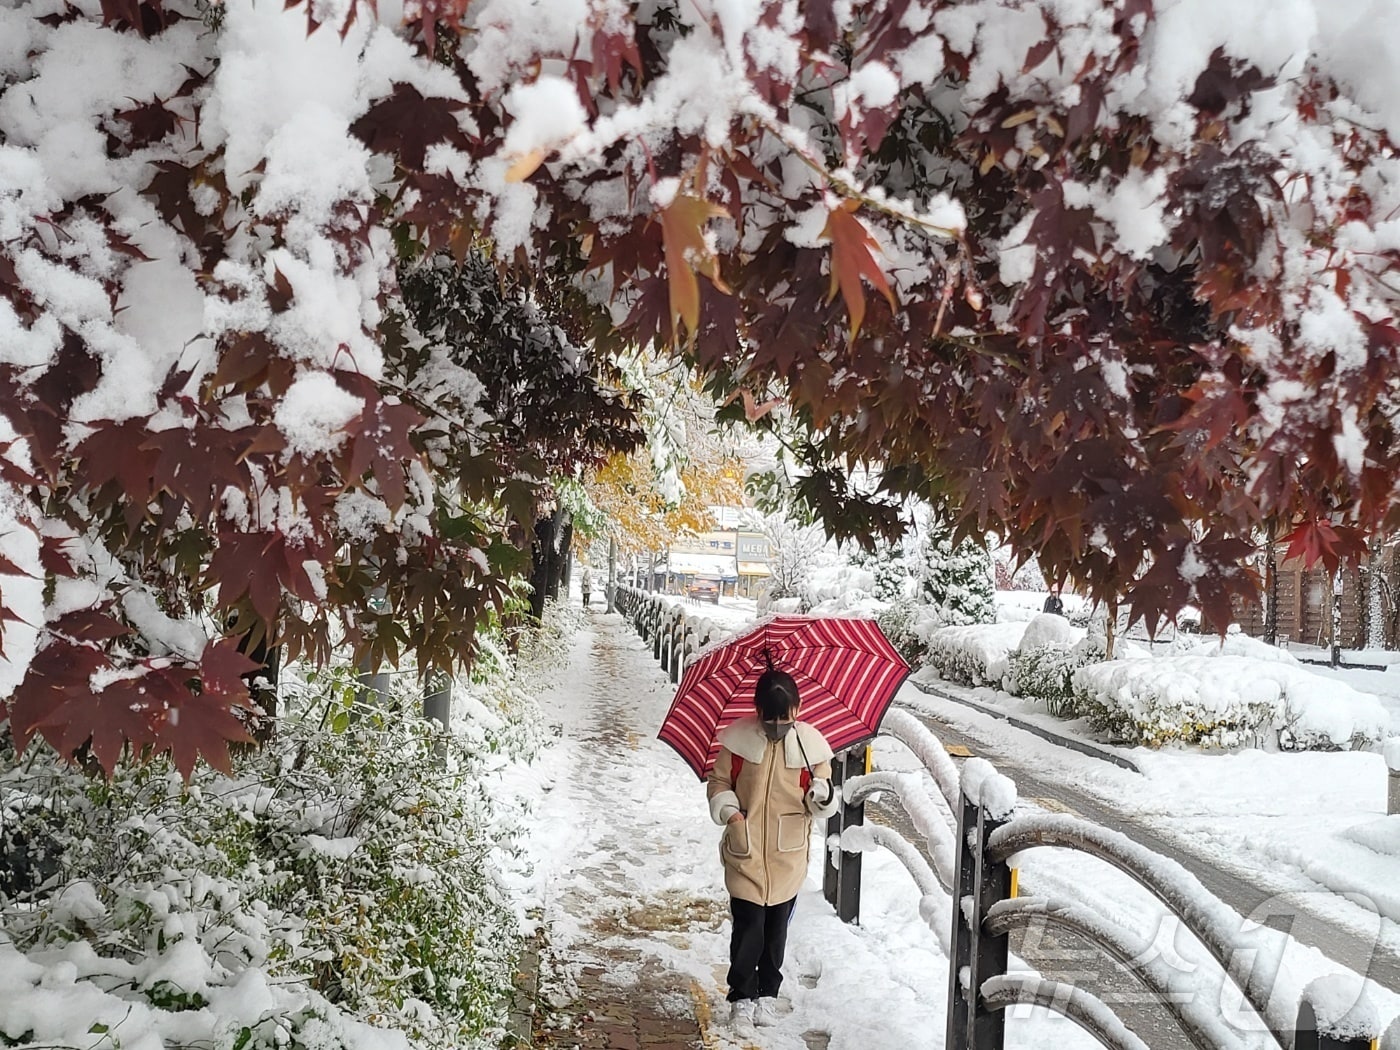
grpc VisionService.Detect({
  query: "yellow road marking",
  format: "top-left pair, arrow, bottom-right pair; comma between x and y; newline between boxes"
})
1025,795 -> 1081,817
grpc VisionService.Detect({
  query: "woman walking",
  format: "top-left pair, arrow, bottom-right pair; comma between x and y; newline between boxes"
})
706,667 -> 841,1037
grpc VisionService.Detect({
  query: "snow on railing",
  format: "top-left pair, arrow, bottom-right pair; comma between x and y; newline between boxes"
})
987,813 -> 1304,1049
878,706 -> 962,811
980,974 -> 1151,1050
840,822 -> 951,954
843,768 -> 955,890
959,755 -> 1017,820
984,896 -> 1219,1050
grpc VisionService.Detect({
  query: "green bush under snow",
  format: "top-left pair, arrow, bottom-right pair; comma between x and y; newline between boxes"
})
923,619 -> 1386,752
0,632 -> 556,1050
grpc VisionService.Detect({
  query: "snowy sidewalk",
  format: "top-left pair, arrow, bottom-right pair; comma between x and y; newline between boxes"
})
512,612 -> 717,1049
508,611 -> 1090,1050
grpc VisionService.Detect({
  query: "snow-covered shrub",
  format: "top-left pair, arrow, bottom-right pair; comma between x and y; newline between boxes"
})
877,598 -> 932,667
804,563 -> 885,617
1003,615 -> 1097,716
0,653 -> 549,1050
922,622 -> 1028,687
1018,613 -> 1082,651
848,542 -> 912,602
1183,627 -> 1299,664
1070,655 -> 1387,751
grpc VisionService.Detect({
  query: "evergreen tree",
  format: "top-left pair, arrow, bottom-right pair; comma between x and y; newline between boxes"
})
920,526 -> 996,626
850,541 -> 913,604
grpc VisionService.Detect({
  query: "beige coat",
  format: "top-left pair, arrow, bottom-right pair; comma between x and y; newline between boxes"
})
706,717 -> 839,906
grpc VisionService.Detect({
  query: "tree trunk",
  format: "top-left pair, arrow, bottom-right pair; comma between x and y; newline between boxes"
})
529,509 -> 573,619
234,616 -> 280,745
1264,536 -> 1278,646
1367,537 -> 1386,650
1331,568 -> 1343,667
606,534 -> 618,612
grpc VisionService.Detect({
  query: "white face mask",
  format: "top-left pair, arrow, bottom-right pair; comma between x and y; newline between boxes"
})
762,720 -> 794,742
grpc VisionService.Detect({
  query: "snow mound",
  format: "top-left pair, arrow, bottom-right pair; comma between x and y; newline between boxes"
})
1186,630 -> 1302,665
1018,613 -> 1082,651
1343,815 -> 1400,858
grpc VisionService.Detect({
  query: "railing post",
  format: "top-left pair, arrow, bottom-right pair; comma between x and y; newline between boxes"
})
970,805 -> 1011,1050
670,616 -> 683,683
946,790 -> 978,1050
946,789 -> 1010,1050
836,748 -> 865,924
821,748 -> 866,925
1386,739 -> 1400,816
1295,998 -> 1376,1050
653,607 -> 664,661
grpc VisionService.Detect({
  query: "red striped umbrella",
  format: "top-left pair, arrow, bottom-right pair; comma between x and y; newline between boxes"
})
659,616 -> 911,780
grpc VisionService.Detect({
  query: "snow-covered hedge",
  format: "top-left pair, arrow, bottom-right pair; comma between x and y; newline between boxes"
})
0,656 -> 549,1050
1070,654 -> 1387,751
1002,615 -> 1097,716
919,618 -> 1384,753
922,622 -> 1029,687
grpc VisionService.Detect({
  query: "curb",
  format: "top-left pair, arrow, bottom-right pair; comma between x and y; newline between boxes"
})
905,678 -> 1143,773
502,914 -> 543,1048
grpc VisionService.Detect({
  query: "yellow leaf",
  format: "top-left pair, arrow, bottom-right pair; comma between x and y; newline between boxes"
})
504,148 -> 546,183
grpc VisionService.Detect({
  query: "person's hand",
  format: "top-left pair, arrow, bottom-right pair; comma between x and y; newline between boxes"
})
727,811 -> 745,824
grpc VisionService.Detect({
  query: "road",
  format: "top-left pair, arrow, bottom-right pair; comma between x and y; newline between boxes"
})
866,703 -> 1400,1049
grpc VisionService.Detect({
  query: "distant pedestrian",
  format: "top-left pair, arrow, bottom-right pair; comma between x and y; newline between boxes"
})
581,567 -> 592,608
1043,583 -> 1064,616
706,668 -> 840,1038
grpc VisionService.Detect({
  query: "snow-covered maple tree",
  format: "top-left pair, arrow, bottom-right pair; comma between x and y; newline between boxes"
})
5,0 -> 1400,771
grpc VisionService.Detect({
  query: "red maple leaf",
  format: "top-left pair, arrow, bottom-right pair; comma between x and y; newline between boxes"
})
1280,519 -> 1367,574
820,200 -> 896,338
150,642 -> 258,777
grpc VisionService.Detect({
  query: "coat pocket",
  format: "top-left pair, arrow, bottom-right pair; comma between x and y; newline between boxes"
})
776,812 -> 809,853
724,819 -> 751,859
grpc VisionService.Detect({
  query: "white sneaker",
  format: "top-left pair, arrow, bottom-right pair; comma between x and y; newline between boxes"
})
729,999 -> 757,1038
754,997 -> 784,1026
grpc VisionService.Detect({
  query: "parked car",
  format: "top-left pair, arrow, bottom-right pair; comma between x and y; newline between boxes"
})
686,578 -> 720,604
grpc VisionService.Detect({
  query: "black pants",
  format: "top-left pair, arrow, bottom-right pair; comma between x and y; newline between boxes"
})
727,896 -> 796,1001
